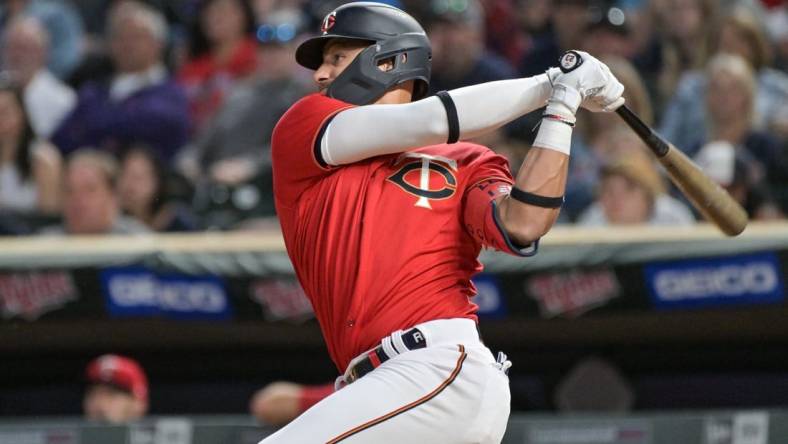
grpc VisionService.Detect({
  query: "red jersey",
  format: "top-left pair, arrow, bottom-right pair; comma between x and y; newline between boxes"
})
272,93 -> 531,371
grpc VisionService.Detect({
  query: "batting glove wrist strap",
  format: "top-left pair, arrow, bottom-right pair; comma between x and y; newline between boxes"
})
545,67 -> 562,87
542,113 -> 576,127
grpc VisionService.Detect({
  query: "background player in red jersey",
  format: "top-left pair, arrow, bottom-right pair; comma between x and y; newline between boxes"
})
263,2 -> 624,443
83,354 -> 148,424
250,381 -> 335,426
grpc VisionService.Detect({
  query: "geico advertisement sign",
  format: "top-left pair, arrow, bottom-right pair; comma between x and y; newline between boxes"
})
100,267 -> 231,320
644,253 -> 784,310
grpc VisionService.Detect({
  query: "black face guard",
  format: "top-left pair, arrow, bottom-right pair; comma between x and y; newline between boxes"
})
326,33 -> 431,105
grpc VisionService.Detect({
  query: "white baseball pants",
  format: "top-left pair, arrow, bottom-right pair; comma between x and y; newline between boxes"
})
259,318 -> 511,443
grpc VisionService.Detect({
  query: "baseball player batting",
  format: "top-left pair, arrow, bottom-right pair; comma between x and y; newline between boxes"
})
264,3 -> 624,443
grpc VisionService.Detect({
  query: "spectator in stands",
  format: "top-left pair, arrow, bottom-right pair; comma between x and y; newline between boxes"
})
72,0 -> 174,38
0,0 -> 84,79
581,5 -> 636,60
660,7 -> 788,151
425,0 -> 517,93
1,17 -> 76,139
0,79 -> 61,215
185,8 -> 308,179
517,0 -> 552,38
639,0 -> 718,113
578,152 -> 695,226
117,145 -> 198,232
52,1 -> 190,165
480,0 -> 535,68
694,141 -> 784,221
517,0 -> 591,77
699,54 -> 786,188
250,381 -> 333,426
44,148 -> 149,235
183,9 -> 309,221
716,5 -> 784,111
178,0 -> 257,132
83,354 -> 148,424
765,3 -> 787,72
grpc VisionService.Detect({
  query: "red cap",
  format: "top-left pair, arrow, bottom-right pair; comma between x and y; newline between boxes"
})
85,354 -> 148,402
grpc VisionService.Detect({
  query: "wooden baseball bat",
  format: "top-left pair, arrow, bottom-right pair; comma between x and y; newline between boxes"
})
615,105 -> 748,236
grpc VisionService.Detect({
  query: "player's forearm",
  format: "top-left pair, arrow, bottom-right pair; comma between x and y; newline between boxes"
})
321,73 -> 554,165
495,85 -> 576,243
497,147 -> 569,244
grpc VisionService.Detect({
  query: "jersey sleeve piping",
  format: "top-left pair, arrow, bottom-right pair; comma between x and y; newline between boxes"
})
490,199 -> 539,257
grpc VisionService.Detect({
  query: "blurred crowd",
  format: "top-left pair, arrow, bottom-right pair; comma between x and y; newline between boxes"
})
0,0 -> 786,236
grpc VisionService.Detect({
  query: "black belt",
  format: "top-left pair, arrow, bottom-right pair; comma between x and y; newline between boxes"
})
345,327 -> 427,384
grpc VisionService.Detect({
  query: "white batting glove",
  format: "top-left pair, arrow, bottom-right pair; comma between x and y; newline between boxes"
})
580,61 -> 626,113
548,50 -> 625,117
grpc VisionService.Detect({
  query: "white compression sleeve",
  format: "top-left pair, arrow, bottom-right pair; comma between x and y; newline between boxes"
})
321,73 -> 554,166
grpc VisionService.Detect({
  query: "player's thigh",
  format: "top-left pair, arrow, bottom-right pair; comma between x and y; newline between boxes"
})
259,344 -> 509,444
351,344 -> 512,443
473,353 -> 511,444
447,344 -> 511,444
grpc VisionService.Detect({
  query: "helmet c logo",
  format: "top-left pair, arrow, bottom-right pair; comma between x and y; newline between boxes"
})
321,12 -> 337,34
387,153 -> 458,209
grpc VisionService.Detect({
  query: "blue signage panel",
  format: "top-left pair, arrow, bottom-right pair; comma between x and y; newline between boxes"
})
100,267 -> 232,320
472,274 -> 508,319
644,252 -> 784,310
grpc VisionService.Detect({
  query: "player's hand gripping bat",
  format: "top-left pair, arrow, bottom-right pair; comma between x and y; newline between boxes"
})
554,50 -> 748,236
615,105 -> 748,236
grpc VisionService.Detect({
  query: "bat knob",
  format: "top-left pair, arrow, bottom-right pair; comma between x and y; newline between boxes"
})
558,51 -> 584,73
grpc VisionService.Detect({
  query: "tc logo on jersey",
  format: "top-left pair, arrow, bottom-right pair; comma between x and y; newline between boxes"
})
387,153 -> 458,209
321,11 -> 337,34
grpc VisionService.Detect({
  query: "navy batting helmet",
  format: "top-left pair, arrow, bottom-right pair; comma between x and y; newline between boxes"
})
296,2 -> 431,105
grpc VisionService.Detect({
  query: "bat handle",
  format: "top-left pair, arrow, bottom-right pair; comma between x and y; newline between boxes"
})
615,106 -> 670,158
